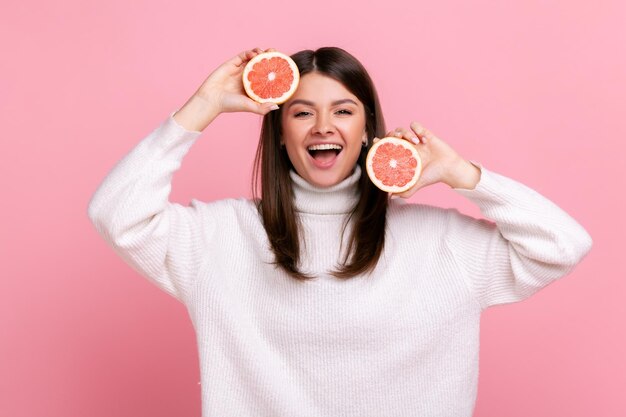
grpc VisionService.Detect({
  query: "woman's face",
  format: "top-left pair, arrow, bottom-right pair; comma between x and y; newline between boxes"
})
280,72 -> 367,188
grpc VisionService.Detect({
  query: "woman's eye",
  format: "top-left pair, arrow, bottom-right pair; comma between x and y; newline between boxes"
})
294,110 -> 352,117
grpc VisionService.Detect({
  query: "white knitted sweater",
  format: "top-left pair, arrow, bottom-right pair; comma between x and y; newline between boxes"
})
87,112 -> 592,417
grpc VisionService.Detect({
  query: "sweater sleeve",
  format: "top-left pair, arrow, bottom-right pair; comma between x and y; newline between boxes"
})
446,162 -> 593,310
87,111 -> 205,303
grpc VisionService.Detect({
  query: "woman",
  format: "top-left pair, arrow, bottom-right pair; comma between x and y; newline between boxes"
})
88,47 -> 592,417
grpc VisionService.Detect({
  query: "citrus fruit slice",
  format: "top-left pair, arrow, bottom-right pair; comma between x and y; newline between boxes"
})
242,51 -> 300,104
366,137 -> 422,193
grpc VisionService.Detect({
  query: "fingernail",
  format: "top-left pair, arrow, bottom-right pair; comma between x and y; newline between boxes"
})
270,104 -> 279,110
411,137 -> 420,145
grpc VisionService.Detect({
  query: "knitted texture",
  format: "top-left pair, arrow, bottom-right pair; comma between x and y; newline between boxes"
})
88,113 -> 592,417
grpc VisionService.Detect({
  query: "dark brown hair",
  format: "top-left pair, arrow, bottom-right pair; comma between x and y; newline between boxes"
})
252,47 -> 388,280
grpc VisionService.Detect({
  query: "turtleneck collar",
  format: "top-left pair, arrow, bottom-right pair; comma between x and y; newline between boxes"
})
289,166 -> 362,215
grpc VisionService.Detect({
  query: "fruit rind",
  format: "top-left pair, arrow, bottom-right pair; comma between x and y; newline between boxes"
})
366,137 -> 422,193
242,51 -> 300,104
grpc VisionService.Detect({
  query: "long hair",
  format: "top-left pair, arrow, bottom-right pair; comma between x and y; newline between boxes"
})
252,47 -> 388,280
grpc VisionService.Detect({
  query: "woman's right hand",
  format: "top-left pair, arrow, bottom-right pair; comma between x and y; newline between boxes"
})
174,48 -> 280,131
197,47 -> 280,115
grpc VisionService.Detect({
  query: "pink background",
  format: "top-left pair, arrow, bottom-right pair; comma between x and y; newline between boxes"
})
1,1 -> 624,416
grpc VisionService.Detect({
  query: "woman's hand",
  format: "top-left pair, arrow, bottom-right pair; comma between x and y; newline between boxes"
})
195,47 -> 281,115
174,48 -> 280,131
374,122 -> 481,198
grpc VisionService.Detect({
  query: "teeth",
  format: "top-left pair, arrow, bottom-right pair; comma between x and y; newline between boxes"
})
307,144 -> 343,151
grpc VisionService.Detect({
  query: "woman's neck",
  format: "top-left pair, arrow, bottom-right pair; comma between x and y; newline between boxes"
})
289,166 -> 362,215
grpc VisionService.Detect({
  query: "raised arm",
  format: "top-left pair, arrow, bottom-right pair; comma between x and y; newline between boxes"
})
87,48 -> 279,303
447,164 -> 592,309
385,122 -> 592,310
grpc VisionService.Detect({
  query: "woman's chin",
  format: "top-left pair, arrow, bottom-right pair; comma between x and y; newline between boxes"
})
302,168 -> 353,188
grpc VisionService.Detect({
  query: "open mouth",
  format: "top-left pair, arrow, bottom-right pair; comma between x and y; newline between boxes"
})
307,143 -> 343,165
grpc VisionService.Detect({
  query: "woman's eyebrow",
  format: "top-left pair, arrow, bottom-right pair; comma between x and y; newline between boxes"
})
286,99 -> 358,109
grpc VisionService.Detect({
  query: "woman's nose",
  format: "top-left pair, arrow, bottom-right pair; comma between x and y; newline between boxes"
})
312,113 -> 335,135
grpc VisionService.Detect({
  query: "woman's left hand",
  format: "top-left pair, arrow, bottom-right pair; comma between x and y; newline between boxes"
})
374,122 -> 481,198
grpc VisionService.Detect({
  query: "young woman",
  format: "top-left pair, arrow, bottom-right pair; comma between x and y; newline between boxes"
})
88,47 -> 592,417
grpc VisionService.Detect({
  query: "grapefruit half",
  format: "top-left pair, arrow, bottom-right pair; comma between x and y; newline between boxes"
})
366,137 -> 422,193
242,51 -> 300,104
